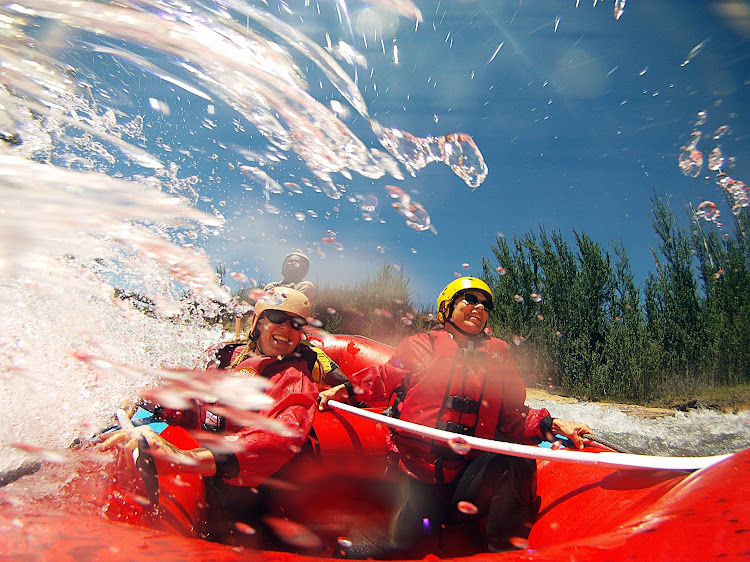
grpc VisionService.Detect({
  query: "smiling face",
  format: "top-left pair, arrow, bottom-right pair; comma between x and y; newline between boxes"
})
448,290 -> 490,335
256,312 -> 304,357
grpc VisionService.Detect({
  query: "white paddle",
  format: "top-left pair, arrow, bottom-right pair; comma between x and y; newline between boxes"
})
327,400 -> 732,471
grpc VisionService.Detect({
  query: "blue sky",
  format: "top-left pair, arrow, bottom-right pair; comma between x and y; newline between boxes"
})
183,0 -> 750,308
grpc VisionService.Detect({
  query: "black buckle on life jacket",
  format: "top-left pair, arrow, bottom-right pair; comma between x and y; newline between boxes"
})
435,421 -> 473,435
444,395 -> 480,414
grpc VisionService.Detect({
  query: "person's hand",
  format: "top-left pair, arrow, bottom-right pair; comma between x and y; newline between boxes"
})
548,419 -> 593,449
318,384 -> 349,410
99,410 -> 216,476
118,397 -> 138,419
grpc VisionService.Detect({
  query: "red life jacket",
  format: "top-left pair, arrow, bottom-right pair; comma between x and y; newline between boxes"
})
351,330 -> 550,484
156,348 -> 319,487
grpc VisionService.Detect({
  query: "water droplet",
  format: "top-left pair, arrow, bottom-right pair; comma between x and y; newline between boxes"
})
262,516 -> 322,549
682,40 -> 707,67
322,237 -> 344,251
509,536 -> 529,549
357,193 -> 379,212
695,201 -> 719,222
713,125 -> 730,139
678,148 -> 703,177
457,501 -> 479,515
708,147 -> 724,171
229,271 -> 249,283
234,522 -> 256,535
447,436 -> 472,455
614,0 -> 626,20
337,537 -> 353,549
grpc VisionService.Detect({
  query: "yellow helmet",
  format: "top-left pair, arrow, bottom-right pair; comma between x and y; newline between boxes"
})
250,287 -> 312,336
436,277 -> 493,322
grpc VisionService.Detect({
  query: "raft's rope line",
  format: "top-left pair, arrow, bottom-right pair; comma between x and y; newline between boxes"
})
328,400 -> 731,471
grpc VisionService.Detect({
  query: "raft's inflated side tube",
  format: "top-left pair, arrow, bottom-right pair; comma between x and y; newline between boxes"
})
306,332 -> 394,379
105,418 -> 206,538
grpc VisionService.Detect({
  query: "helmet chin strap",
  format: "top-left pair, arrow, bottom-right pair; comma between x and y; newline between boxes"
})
446,318 -> 487,345
444,296 -> 487,344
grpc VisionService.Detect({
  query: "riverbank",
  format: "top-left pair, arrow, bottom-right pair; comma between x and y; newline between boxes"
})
526,383 -> 750,418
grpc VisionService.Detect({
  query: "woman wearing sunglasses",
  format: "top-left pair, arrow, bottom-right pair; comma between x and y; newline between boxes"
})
319,277 -> 592,557
103,288 -> 336,546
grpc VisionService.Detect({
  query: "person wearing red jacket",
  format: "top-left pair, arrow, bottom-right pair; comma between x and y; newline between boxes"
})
102,287 -> 320,544
319,277 -> 593,556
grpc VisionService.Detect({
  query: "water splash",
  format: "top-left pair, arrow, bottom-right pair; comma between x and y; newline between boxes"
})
375,124 -> 488,189
2,0 -> 478,200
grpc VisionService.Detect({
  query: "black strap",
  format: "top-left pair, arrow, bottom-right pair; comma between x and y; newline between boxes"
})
435,420 -> 474,435
444,395 -> 480,414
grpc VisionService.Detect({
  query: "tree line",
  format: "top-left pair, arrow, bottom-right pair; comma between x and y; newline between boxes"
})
479,193 -> 750,403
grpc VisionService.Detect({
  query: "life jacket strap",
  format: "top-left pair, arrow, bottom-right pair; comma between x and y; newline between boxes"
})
435,420 -> 473,435
443,395 -> 480,414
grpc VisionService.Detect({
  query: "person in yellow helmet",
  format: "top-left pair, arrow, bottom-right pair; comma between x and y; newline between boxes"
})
320,277 -> 593,557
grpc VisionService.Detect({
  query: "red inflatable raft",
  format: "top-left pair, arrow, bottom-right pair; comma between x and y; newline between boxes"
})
1,334 -> 749,561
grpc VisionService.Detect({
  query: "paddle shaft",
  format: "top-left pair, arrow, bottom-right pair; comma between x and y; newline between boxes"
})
327,400 -> 731,471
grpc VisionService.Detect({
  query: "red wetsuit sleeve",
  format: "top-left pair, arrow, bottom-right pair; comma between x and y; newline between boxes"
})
349,333 -> 434,404
216,368 -> 318,487
492,341 -> 551,441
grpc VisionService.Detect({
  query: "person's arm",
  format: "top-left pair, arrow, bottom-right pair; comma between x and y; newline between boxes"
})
294,280 -> 315,302
213,371 -> 318,487
319,333 -> 432,409
542,417 -> 593,449
318,381 -> 358,409
100,421 -> 217,477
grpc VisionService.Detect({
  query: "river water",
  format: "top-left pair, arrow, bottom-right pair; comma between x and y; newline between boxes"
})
1,0 -> 750,485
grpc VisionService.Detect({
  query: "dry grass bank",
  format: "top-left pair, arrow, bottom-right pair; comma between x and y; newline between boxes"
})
527,383 -> 750,418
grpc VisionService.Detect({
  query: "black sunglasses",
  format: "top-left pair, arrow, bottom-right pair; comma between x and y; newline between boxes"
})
262,309 -> 308,331
461,293 -> 493,311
